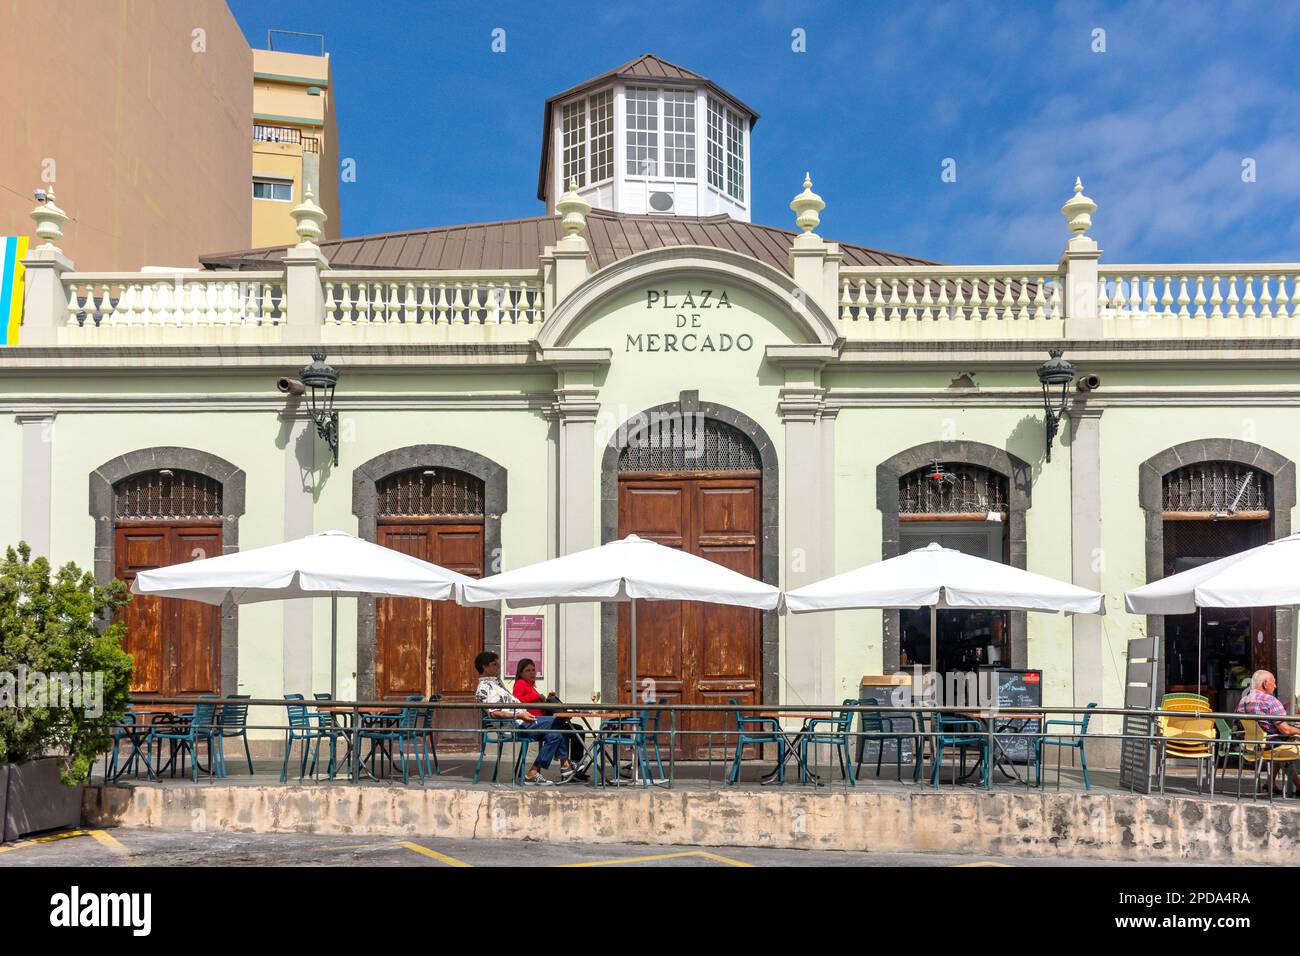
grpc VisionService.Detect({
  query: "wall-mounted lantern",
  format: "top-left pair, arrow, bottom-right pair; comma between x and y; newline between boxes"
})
299,351 -> 340,466
1035,349 -> 1076,463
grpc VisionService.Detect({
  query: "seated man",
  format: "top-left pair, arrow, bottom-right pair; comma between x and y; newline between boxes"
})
474,651 -> 574,785
1236,669 -> 1300,793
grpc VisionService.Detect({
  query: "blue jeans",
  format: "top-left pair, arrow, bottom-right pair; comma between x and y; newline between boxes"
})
520,716 -> 571,770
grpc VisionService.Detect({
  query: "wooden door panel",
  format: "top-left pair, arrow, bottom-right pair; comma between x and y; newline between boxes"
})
1252,607 -> 1276,677
376,526 -> 433,699
618,600 -> 685,693
115,528 -> 169,695
621,483 -> 687,546
170,528 -> 222,695
696,485 -> 758,536
618,474 -> 763,757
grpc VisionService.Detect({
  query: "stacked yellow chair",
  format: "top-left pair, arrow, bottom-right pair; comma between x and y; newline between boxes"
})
1157,695 -> 1217,797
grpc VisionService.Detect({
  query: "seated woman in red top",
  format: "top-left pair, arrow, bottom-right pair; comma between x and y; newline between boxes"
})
512,659 -> 588,781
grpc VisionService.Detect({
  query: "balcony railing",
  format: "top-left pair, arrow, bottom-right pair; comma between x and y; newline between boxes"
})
63,273 -> 286,330
322,271 -> 546,327
253,124 -> 319,152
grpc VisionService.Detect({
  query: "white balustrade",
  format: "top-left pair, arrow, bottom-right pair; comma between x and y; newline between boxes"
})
1098,267 -> 1300,322
838,266 -> 1063,325
63,273 -> 286,328
321,272 -> 545,326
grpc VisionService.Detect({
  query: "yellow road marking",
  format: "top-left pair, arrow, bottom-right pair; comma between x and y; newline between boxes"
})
399,841 -> 473,867
561,849 -> 754,867
88,830 -> 130,856
0,829 -> 94,854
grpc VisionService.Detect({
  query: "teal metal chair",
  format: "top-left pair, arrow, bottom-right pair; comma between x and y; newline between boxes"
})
929,711 -> 991,789
473,711 -> 533,785
214,694 -> 254,776
107,712 -> 154,781
280,693 -> 345,782
726,698 -> 786,785
799,699 -> 857,785
643,697 -> 668,780
152,696 -> 222,783
416,694 -> 442,778
595,713 -> 652,788
357,696 -> 424,784
1035,702 -> 1096,790
855,696 -> 918,781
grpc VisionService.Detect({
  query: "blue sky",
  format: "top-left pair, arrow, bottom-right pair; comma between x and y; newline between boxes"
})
229,0 -> 1300,263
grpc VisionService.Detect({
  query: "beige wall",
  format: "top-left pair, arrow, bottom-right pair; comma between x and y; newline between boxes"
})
0,0 -> 251,270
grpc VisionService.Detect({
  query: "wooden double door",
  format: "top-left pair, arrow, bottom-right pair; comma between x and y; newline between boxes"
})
375,522 -> 484,737
618,473 -> 763,758
114,523 -> 222,697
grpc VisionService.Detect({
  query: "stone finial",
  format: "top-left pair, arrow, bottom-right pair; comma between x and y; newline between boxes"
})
789,172 -> 825,234
1061,177 -> 1097,237
556,177 -> 591,237
290,184 -> 328,247
30,187 -> 70,249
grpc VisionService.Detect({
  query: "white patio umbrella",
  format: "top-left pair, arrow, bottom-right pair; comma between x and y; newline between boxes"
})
131,529 -> 473,696
785,542 -> 1105,672
458,534 -> 781,700
1125,532 -> 1300,699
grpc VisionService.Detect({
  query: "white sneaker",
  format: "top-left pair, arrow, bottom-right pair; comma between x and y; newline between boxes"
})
524,773 -> 554,786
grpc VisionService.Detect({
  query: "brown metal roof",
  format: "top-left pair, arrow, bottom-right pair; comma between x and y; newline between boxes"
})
199,210 -> 937,274
536,54 -> 760,202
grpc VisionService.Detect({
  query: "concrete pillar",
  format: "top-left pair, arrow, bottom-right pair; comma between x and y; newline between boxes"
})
19,248 -> 73,347
17,410 -> 56,559
283,246 -> 328,344
280,407 -> 315,696
780,375 -> 831,705
1059,178 -> 1103,338
1069,402 -> 1105,710
554,383 -> 600,701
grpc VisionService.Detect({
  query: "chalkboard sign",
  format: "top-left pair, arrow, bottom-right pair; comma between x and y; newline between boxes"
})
991,669 -> 1042,764
857,677 -> 919,774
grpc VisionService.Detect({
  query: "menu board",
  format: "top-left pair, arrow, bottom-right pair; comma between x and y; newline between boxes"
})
503,615 -> 544,679
857,676 -> 919,773
992,669 -> 1042,764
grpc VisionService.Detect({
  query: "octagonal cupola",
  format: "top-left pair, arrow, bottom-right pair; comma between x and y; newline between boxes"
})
538,54 -> 758,221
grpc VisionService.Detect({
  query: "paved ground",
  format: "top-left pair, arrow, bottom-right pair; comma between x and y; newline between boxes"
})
0,827 -> 1178,867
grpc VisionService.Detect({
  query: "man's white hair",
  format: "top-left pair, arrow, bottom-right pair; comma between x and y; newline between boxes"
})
1251,669 -> 1275,690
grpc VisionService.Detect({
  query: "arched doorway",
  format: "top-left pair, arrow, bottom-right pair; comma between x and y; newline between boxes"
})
111,469 -> 224,697
603,403 -> 776,757
373,466 -> 486,731
1160,460 -> 1273,711
896,461 -> 1011,673
877,441 -> 1032,672
1138,440 -> 1297,706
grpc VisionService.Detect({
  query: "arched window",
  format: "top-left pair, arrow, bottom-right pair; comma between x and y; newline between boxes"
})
1161,461 -> 1270,516
114,469 -> 223,520
898,462 -> 1008,517
618,417 -> 759,472
376,467 -> 485,518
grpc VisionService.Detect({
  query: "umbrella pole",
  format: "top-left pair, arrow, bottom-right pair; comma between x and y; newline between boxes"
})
1196,607 -> 1202,702
331,592 -> 338,699
631,597 -> 638,705
930,605 -> 938,682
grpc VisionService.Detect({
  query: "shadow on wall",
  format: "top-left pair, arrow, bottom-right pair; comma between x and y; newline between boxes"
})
1005,411 -> 1071,482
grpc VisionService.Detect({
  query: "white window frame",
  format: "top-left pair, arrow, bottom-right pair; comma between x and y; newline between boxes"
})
623,86 -> 700,185
252,176 -> 294,202
588,88 -> 614,185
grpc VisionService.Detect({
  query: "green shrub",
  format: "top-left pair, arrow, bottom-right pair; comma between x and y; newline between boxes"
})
0,542 -> 134,784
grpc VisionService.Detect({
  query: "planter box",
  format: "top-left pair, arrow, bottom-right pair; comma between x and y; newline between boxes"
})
0,764 -> 8,840
3,758 -> 84,842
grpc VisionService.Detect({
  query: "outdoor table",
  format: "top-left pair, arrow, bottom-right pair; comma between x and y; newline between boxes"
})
316,705 -> 400,779
959,710 -> 1045,787
130,705 -> 205,778
755,711 -> 837,786
108,712 -> 161,781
